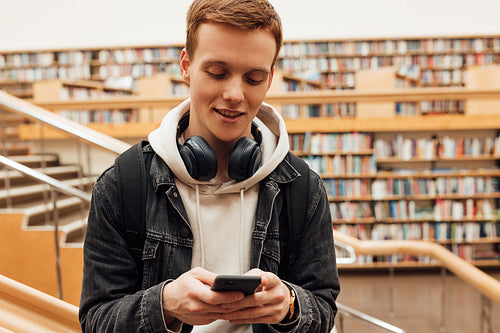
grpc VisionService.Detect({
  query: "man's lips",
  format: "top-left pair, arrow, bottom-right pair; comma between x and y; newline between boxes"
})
214,108 -> 242,118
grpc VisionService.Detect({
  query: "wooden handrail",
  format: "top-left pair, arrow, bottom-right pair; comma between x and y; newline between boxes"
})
333,230 -> 500,305
0,274 -> 79,333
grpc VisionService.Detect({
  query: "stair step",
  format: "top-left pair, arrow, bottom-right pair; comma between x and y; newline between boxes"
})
0,164 -> 81,187
0,177 -> 95,208
24,196 -> 90,226
60,219 -> 87,245
3,146 -> 30,156
8,154 -> 60,168
0,111 -> 29,124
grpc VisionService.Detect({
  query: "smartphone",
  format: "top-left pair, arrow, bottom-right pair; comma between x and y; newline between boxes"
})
211,275 -> 261,295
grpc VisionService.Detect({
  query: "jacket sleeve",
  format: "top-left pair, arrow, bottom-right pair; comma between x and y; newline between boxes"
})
269,169 -> 340,333
78,167 -> 170,333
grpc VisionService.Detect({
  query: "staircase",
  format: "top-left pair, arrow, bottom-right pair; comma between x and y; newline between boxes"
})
1,111 -> 93,306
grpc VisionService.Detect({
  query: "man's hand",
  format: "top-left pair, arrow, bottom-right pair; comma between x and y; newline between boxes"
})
219,268 -> 291,325
161,267 -> 245,326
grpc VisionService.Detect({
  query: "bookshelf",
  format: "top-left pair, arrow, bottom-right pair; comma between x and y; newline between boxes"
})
278,35 -> 500,90
32,79 -> 137,124
268,71 -> 330,119
4,35 -> 500,270
136,74 -> 189,122
0,45 -> 184,85
354,67 -> 465,117
1,35 -> 499,92
285,66 -> 500,268
288,118 -> 500,268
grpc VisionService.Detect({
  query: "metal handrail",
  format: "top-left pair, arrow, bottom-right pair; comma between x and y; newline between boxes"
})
0,154 -> 91,300
336,303 -> 406,333
0,155 -> 91,203
0,90 -> 130,155
335,240 -> 357,265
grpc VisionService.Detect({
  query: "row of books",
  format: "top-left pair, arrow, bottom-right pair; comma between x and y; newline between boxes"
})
0,66 -> 92,82
280,55 -> 408,73
420,100 -> 466,114
369,221 -> 500,242
58,86 -> 132,101
371,176 -> 498,198
3,38 -> 497,71
1,52 -> 56,68
279,105 -> 301,119
395,100 -> 466,116
95,47 -> 181,65
324,178 -> 371,198
374,134 -> 500,160
324,103 -> 357,117
280,79 -> 318,92
92,63 -> 180,80
170,82 -> 190,96
278,102 -> 357,119
330,202 -> 373,221
59,109 -> 138,124
421,69 -> 464,86
0,47 -> 183,69
278,37 -> 500,58
434,198 -> 494,221
334,223 -> 500,264
373,198 -> 495,221
304,155 -> 377,176
289,132 -> 373,153
392,53 -> 496,69
322,72 -> 356,88
278,53 -> 498,75
394,102 -> 418,116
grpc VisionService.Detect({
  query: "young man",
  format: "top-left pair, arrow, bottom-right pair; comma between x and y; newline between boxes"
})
79,0 -> 340,332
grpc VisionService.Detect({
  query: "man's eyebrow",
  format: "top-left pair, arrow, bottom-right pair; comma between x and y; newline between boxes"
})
203,60 -> 270,74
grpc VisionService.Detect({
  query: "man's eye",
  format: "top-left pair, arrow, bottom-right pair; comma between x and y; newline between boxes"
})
247,78 -> 263,85
208,72 -> 226,79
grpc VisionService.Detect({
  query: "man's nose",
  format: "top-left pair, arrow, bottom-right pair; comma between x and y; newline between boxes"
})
222,77 -> 244,103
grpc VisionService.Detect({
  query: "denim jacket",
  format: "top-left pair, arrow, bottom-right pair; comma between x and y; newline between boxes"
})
79,144 -> 340,332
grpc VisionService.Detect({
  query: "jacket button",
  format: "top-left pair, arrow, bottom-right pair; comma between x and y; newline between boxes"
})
180,228 -> 190,238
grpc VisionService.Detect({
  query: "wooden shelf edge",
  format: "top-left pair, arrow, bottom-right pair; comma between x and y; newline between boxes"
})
285,114 -> 500,133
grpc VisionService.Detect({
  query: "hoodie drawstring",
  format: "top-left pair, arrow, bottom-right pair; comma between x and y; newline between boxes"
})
239,187 -> 246,274
195,184 -> 206,268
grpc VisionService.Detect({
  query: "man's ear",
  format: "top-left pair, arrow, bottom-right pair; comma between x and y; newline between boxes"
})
266,67 -> 275,91
179,48 -> 191,85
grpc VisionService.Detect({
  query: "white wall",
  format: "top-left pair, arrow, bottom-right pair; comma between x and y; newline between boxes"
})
1,0 -> 499,52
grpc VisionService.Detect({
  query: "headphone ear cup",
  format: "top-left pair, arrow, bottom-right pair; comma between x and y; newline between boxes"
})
228,137 -> 262,181
179,136 -> 217,181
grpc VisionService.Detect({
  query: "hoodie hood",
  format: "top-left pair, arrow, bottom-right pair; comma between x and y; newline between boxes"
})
148,98 -> 289,279
148,98 -> 289,193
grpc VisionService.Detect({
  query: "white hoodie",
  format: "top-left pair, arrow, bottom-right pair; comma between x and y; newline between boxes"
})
148,99 -> 289,332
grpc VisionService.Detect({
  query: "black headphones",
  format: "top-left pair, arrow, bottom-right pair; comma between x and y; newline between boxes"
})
177,115 -> 262,182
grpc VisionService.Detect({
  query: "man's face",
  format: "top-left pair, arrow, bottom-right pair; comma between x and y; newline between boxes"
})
180,23 -> 276,147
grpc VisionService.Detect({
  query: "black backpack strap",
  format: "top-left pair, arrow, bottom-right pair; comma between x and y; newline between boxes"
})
285,152 -> 310,263
115,140 -> 149,271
